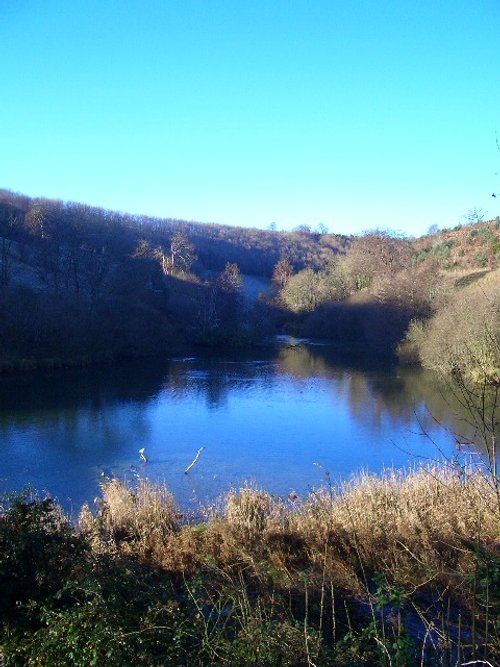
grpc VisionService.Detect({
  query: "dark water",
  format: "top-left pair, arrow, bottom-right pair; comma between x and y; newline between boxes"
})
0,341 -> 484,515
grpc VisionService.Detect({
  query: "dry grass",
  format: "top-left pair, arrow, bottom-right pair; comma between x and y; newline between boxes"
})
82,466 -> 499,588
76,466 -> 499,662
289,467 -> 498,592
80,478 -> 180,558
226,485 -> 275,533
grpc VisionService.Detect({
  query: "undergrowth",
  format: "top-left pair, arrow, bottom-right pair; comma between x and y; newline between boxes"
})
1,467 -> 499,666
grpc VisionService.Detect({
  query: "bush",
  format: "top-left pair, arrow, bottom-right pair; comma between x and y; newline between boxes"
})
0,491 -> 88,627
416,276 -> 500,382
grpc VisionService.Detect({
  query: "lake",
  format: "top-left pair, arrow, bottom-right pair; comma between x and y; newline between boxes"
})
0,340 -> 483,516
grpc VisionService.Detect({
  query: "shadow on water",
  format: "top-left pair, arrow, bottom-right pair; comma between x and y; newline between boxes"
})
0,342 -> 493,514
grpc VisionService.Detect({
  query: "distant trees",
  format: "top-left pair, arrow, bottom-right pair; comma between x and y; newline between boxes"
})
293,224 -> 312,236
405,275 -> 500,381
169,232 -> 197,275
214,262 -> 243,336
272,258 -> 293,290
195,262 -> 244,344
373,261 -> 441,319
216,262 -> 242,293
1,187 -> 498,364
341,230 -> 413,292
0,212 -> 18,287
25,200 -> 55,240
280,269 -> 320,312
273,231 -> 417,313
267,228 -> 448,355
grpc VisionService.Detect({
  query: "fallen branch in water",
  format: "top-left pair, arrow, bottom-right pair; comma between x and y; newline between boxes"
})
184,447 -> 204,474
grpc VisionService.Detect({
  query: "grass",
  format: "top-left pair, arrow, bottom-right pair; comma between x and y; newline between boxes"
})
82,466 -> 499,664
1,466 -> 499,665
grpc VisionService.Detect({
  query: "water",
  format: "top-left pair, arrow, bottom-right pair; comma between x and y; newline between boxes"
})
0,341 -> 483,516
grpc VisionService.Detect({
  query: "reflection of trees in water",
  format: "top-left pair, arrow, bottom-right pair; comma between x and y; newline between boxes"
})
277,344 -> 421,426
0,362 -> 161,451
161,357 -> 281,409
359,366 -> 500,453
277,345 -> 343,380
345,367 -> 434,429
162,366 -> 230,408
275,343 -> 492,455
203,372 -> 229,409
1,346 -> 493,461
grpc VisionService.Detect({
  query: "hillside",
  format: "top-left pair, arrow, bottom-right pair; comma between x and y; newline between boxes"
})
1,188 -> 499,370
414,218 -> 500,271
0,189 -> 348,283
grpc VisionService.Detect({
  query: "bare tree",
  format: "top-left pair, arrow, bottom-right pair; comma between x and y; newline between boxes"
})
272,257 -> 293,290
344,230 -> 413,291
169,232 -> 197,275
217,262 -> 242,293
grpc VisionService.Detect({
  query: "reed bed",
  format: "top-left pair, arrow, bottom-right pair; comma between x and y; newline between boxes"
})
72,465 -> 500,664
80,478 -> 180,557
2,465 -> 498,665
85,466 -> 498,572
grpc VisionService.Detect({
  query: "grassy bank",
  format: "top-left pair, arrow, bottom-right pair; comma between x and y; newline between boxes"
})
1,466 -> 499,666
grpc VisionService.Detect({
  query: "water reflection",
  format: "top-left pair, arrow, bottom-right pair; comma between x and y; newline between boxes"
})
276,344 -> 494,449
0,343 -> 494,514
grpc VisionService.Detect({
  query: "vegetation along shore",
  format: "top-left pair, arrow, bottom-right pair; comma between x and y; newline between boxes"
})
0,462 -> 498,665
0,189 -> 499,664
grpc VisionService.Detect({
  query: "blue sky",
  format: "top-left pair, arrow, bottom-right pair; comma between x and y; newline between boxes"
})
1,1 -> 499,236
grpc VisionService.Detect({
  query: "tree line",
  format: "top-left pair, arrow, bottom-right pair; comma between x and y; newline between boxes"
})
0,188 -> 499,370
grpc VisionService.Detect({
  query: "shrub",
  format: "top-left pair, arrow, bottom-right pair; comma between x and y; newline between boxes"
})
2,469 -> 499,665
0,491 -> 88,627
474,252 -> 488,267
416,276 -> 500,382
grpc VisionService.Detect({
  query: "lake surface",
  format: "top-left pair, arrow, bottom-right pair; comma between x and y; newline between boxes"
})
0,341 -> 484,516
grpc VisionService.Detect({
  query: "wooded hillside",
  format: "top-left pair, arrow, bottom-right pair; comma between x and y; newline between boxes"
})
0,188 -> 499,370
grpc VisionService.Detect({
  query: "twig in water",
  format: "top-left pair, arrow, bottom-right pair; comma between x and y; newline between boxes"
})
184,447 -> 204,474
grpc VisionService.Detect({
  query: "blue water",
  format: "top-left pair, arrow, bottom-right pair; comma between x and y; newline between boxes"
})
0,343 -> 471,515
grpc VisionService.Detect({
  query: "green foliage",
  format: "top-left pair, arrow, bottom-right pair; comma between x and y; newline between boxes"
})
467,228 -> 479,243
430,238 -> 454,265
413,248 -> 430,265
228,617 -> 322,666
479,226 -> 496,244
0,491 -> 88,626
490,238 -> 500,255
0,493 -> 198,666
474,252 -> 489,267
467,543 -> 500,611
6,565 -> 199,667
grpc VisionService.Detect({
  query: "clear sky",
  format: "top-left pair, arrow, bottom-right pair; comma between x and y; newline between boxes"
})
1,1 -> 499,236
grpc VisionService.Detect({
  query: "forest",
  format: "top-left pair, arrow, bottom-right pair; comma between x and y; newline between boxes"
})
0,188 -> 499,382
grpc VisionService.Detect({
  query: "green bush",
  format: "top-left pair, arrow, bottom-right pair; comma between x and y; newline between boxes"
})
0,493 -> 198,666
474,252 -> 488,267
0,491 -> 88,628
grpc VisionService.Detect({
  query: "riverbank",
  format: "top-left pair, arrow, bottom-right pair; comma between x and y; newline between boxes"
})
1,466 -> 498,666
